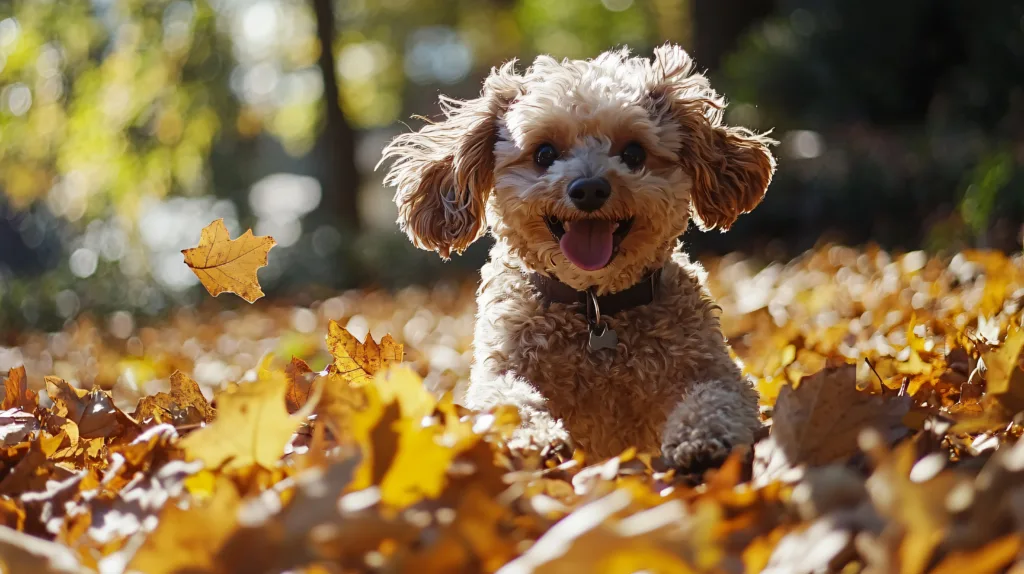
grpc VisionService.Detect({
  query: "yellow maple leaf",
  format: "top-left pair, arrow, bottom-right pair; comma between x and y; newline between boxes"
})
181,218 -> 276,303
326,320 -> 403,385
180,368 -> 318,472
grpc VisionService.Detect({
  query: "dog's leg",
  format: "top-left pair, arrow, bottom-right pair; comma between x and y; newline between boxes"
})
464,372 -> 572,454
661,378 -> 762,473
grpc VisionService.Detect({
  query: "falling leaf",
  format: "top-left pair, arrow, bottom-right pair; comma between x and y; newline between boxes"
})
2,366 -> 36,412
181,218 -> 276,303
180,368 -> 318,471
753,364 -> 910,483
326,320 -> 403,385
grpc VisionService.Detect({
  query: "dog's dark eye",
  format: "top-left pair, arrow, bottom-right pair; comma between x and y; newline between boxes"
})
534,143 -> 559,168
620,142 -> 646,171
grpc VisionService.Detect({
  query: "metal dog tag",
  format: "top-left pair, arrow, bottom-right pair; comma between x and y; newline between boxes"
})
588,324 -> 618,352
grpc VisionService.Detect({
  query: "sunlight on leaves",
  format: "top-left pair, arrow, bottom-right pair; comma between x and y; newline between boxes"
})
180,368 -> 316,471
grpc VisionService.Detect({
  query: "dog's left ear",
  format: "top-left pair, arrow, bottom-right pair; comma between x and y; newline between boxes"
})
380,63 -> 521,258
649,44 -> 776,231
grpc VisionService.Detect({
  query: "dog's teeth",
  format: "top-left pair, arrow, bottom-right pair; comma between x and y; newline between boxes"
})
562,221 -> 571,231
612,222 -> 620,231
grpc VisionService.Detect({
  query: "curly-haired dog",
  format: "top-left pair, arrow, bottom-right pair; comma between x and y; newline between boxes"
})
380,44 -> 775,471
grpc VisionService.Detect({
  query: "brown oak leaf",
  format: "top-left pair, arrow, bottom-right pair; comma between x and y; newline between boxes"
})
44,377 -> 129,440
753,364 -> 910,484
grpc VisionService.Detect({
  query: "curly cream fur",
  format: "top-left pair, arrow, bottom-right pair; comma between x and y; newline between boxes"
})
381,44 -> 775,468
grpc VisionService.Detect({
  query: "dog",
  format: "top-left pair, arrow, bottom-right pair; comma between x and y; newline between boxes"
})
380,44 -> 775,471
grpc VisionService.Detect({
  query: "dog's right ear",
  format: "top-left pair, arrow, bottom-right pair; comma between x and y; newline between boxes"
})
380,63 -> 521,258
648,44 -> 776,232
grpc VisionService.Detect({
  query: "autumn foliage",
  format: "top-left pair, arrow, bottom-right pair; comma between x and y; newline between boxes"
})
2,238 -> 1024,573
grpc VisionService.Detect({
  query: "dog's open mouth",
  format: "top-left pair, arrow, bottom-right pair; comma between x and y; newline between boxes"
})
544,216 -> 634,271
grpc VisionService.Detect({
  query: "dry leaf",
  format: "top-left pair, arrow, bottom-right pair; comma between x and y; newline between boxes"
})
863,435 -> 960,574
180,369 -> 317,471
45,377 -> 127,440
0,524 -> 87,573
344,367 -> 474,507
753,364 -> 910,483
4,245 -> 1024,573
133,370 -> 215,426
762,514 -> 863,574
930,534 -> 1022,574
126,476 -> 241,574
0,408 -> 39,448
2,366 -> 37,412
981,326 -> 1024,412
0,497 -> 25,531
498,490 -> 690,574
215,456 -> 364,572
414,486 -> 522,572
326,320 -> 403,385
181,218 -> 276,303
283,357 -> 316,413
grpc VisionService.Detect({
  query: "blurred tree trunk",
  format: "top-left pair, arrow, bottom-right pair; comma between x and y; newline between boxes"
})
312,0 -> 361,231
692,0 -> 774,72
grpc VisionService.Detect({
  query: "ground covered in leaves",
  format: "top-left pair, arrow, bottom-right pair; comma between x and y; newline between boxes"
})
3,245 -> 1024,573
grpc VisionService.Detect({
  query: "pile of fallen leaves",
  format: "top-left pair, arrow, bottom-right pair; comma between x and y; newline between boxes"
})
2,224 -> 1024,573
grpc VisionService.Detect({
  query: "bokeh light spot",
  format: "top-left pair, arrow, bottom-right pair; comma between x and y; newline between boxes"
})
69,248 -> 99,278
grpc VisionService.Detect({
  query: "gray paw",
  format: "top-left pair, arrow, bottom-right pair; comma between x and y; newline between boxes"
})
661,428 -> 733,474
660,379 -> 761,475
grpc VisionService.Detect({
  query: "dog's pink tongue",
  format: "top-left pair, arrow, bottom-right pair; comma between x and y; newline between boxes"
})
559,220 -> 614,271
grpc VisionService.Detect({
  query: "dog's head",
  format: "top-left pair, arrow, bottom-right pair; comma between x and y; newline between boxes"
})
381,44 -> 775,293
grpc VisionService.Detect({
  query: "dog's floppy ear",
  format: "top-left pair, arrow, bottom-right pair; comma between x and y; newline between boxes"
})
380,63 -> 521,258
649,44 -> 776,231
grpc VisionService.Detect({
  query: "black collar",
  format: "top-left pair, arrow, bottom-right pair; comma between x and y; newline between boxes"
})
527,269 -> 662,324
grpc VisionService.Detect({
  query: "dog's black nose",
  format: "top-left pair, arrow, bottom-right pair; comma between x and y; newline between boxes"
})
567,177 -> 611,212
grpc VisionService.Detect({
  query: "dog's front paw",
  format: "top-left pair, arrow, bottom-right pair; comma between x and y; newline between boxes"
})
507,418 -> 574,461
660,380 -> 761,476
661,426 -> 733,475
